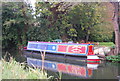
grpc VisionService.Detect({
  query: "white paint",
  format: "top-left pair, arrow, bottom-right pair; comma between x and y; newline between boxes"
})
94,47 -> 111,56
71,46 -> 82,52
87,55 -> 100,59
87,64 -> 99,69
52,64 -> 55,68
52,46 -> 56,49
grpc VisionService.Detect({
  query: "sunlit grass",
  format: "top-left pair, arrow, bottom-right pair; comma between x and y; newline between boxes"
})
2,57 -> 53,79
99,42 -> 115,46
94,42 -> 115,47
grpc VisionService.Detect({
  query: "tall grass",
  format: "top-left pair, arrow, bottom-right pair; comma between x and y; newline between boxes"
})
2,57 -> 53,79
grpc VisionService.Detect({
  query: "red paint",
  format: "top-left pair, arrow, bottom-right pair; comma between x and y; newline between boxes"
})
58,45 -> 67,52
68,46 -> 86,54
88,45 -> 94,55
57,64 -> 67,72
81,43 -> 91,44
87,59 -> 100,62
67,65 -> 86,77
24,47 -> 27,49
88,69 -> 93,76
27,41 -> 96,57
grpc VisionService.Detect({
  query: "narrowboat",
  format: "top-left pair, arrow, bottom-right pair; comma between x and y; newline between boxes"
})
24,41 -> 100,62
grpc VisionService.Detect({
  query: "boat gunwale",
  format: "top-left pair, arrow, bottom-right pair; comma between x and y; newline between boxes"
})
28,41 -> 94,45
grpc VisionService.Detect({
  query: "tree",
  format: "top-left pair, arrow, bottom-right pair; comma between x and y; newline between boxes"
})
111,2 -> 120,55
68,3 -> 102,42
89,2 -> 114,42
35,2 -> 73,41
35,2 -> 103,42
2,2 -> 33,50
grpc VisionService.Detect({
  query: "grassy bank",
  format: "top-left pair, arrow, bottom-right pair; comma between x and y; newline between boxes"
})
2,57 -> 52,79
98,42 -> 115,47
106,55 -> 120,62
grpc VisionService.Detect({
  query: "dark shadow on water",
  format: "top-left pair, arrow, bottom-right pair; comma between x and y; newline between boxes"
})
2,48 -> 26,63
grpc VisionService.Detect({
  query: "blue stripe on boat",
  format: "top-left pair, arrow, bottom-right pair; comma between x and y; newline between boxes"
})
37,44 -> 47,50
26,41 -> 94,56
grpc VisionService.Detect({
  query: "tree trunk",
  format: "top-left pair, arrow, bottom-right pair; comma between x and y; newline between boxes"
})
21,3 -> 29,46
61,34 -> 68,42
86,34 -> 89,43
111,2 -> 120,55
85,28 -> 90,43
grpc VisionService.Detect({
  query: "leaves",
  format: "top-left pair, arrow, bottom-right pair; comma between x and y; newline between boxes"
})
106,55 -> 120,62
2,2 -> 115,50
2,2 -> 34,49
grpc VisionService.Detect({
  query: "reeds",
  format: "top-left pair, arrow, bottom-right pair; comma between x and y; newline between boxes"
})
2,57 -> 52,79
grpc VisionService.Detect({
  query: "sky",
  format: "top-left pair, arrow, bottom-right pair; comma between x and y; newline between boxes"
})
29,0 -> 120,7
29,0 -> 120,8
29,0 -> 36,8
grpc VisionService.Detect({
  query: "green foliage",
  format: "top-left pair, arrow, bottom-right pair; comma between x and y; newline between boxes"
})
89,20 -> 114,42
2,2 -> 115,51
26,26 -> 59,42
2,57 -> 51,79
67,28 -> 77,37
67,3 -> 102,41
89,3 -> 114,42
35,2 -> 70,40
106,55 -> 120,62
35,2 -> 104,42
2,2 -> 34,49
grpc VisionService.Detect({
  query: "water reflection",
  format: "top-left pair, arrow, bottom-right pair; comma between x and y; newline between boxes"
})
25,52 -> 119,79
27,57 -> 100,78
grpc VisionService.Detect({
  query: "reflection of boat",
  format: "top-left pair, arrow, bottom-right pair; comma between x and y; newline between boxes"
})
27,57 -> 99,78
24,41 -> 100,62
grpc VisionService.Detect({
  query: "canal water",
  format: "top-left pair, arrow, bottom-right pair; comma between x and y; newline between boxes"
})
46,61 -> 119,79
3,50 -> 120,79
24,52 -> 120,79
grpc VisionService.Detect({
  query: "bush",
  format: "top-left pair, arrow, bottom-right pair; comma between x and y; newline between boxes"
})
106,55 -> 120,62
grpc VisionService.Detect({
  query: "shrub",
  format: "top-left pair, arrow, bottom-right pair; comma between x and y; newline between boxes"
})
106,55 -> 120,62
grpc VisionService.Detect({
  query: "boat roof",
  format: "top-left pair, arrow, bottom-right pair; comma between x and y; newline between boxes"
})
28,41 -> 94,45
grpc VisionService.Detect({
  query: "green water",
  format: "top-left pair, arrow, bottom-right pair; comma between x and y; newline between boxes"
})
45,59 -> 120,79
2,50 -> 120,79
